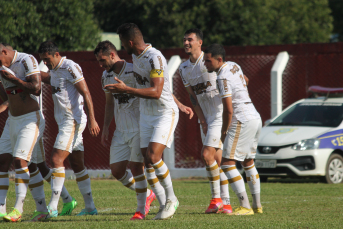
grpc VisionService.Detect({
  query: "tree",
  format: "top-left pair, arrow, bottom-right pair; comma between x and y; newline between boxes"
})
329,0 -> 343,41
0,0 -> 101,53
94,0 -> 333,48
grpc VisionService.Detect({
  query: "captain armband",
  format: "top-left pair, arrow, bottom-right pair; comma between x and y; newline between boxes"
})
150,69 -> 164,78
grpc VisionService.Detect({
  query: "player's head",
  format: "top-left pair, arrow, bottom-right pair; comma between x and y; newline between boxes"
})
117,23 -> 143,55
0,43 -> 14,67
203,44 -> 226,72
38,41 -> 61,70
94,40 -> 119,72
183,28 -> 203,55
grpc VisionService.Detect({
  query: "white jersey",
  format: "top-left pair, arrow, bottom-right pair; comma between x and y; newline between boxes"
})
102,61 -> 140,133
179,52 -> 222,119
216,61 -> 260,123
49,57 -> 87,125
0,51 -> 40,103
132,44 -> 178,115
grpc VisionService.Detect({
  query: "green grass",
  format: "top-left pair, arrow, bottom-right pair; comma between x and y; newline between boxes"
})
1,178 -> 342,228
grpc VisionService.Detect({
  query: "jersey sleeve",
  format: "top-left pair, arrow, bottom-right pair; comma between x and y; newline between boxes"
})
66,63 -> 84,84
216,73 -> 232,98
22,55 -> 40,77
148,55 -> 164,78
179,66 -> 190,87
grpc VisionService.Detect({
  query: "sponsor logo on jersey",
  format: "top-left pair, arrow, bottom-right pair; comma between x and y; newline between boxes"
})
113,93 -> 135,104
191,81 -> 212,95
133,72 -> 149,85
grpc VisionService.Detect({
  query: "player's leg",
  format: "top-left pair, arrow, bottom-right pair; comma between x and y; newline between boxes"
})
221,121 -> 253,215
242,119 -> 262,213
215,149 -> 232,213
0,153 -> 12,219
68,150 -> 97,216
0,119 -> 13,219
140,115 -> 166,212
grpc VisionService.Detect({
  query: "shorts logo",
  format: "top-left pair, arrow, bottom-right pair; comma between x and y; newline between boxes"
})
213,139 -> 217,142
21,150 -> 25,154
59,141 -> 63,144
162,135 -> 165,138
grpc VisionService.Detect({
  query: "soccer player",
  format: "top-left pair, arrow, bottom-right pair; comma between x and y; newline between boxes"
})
0,43 -> 49,222
38,41 -> 100,216
204,44 -> 263,215
105,23 -> 193,220
179,29 -> 232,214
94,40 -> 156,220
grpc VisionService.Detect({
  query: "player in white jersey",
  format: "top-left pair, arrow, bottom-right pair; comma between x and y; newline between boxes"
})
94,40 -> 158,220
38,41 -> 100,217
204,44 -> 263,215
179,29 -> 232,214
0,43 -> 50,222
105,23 -> 193,220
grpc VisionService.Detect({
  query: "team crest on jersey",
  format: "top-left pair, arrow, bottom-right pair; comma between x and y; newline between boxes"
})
113,93 -> 135,104
133,72 -> 149,85
52,86 -> 61,94
191,81 -> 212,95
22,60 -> 29,72
68,67 -> 77,79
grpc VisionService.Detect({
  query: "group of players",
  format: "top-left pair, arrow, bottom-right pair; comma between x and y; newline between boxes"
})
0,23 -> 262,222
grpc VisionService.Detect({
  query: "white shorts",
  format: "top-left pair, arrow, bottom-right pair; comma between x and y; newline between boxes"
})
8,111 -> 45,162
0,116 -> 46,164
140,109 -> 179,148
200,115 -> 223,150
54,119 -> 86,153
223,118 -> 262,161
110,130 -> 143,164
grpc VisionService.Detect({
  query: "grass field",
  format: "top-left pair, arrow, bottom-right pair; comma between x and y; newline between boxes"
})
1,178 -> 342,228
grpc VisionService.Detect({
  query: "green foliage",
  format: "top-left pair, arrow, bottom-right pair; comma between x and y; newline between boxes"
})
95,0 -> 333,48
0,0 -> 101,53
329,0 -> 343,41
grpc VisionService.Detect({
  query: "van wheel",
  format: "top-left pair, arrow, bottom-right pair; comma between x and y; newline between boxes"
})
260,176 -> 268,182
323,154 -> 343,184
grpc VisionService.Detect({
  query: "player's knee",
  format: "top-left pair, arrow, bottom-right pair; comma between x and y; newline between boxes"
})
110,167 -> 125,180
13,157 -> 27,169
51,154 -> 64,168
0,154 -> 13,172
201,147 -> 214,162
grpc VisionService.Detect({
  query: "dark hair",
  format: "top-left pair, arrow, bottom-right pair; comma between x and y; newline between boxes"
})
204,44 -> 226,61
0,42 -> 12,51
38,41 -> 59,55
184,28 -> 203,41
94,40 -> 117,56
116,23 -> 142,41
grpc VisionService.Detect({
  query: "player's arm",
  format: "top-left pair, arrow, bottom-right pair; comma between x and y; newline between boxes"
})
221,97 -> 233,143
172,94 -> 194,119
104,76 -> 163,99
0,100 -> 9,113
0,83 -> 8,102
101,92 -> 114,147
185,86 -> 208,134
0,71 -> 41,96
74,80 -> 100,137
40,71 -> 51,85
244,75 -> 249,86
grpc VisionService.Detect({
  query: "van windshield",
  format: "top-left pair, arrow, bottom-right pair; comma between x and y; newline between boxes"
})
269,102 -> 343,127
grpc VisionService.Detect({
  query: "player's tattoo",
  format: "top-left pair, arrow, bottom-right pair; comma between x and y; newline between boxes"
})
190,94 -> 197,106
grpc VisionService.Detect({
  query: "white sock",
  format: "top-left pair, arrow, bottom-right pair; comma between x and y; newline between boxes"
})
0,172 -> 9,214
134,174 -> 147,214
50,167 -> 65,211
14,167 -> 30,213
118,170 -> 135,191
222,165 -> 250,209
75,169 -> 95,211
244,163 -> 261,208
206,161 -> 221,199
29,169 -> 47,212
152,159 -> 177,202
219,169 -> 230,205
146,167 -> 166,207
44,169 -> 72,204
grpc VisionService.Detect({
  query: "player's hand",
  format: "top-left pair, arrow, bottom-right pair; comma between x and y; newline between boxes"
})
88,119 -> 100,137
0,70 -> 15,80
179,104 -> 194,119
103,77 -> 127,93
221,132 -> 227,144
101,128 -> 109,147
201,122 -> 208,135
